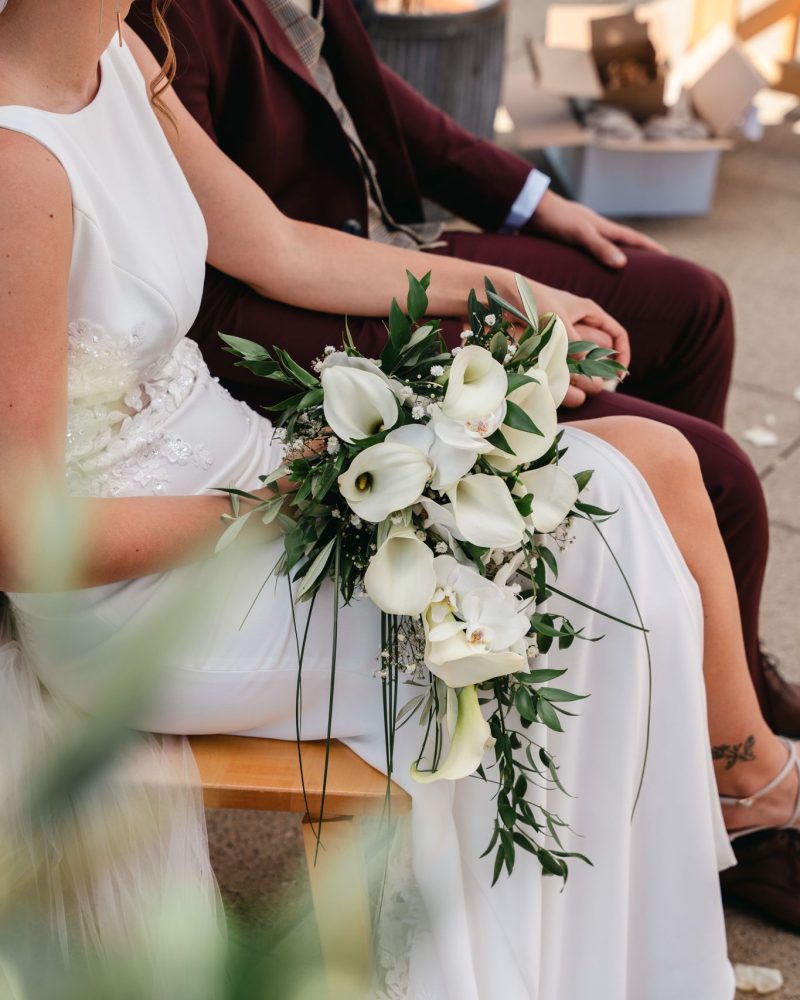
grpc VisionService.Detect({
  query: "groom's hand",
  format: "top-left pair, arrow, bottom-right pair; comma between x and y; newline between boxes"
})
531,190 -> 667,269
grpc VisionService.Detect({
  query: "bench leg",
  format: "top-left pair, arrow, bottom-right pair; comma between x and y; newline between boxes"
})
302,815 -> 372,996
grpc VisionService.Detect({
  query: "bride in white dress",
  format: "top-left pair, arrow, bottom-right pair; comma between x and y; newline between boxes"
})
1,4 -> 798,998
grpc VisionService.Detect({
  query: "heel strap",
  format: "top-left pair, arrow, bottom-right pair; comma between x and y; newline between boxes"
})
720,738 -> 797,808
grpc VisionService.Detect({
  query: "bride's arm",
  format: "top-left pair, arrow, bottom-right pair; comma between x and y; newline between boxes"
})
124,31 -> 523,316
0,132 -> 273,593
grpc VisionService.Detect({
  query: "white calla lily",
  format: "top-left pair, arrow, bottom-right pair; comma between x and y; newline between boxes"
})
447,474 -> 525,549
365,527 -> 436,615
442,345 -> 507,423
386,422 -> 477,492
339,442 -> 432,522
321,366 -> 399,443
411,685 -> 493,783
486,368 -> 557,473
517,465 -> 580,533
537,316 -> 570,408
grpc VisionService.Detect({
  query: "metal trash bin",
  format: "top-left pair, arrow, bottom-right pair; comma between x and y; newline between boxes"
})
367,1 -> 509,140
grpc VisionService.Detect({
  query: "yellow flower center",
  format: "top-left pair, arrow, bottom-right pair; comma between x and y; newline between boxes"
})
356,472 -> 372,493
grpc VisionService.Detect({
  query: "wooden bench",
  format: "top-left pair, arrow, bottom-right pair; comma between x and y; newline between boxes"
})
190,735 -> 411,981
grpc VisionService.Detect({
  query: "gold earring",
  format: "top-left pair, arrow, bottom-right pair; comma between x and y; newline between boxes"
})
116,2 -> 123,46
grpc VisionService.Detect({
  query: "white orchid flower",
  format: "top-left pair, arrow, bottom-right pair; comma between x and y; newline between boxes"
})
517,465 -> 580,534
486,368 -> 557,473
442,345 -> 508,423
537,316 -> 570,408
321,365 -> 399,443
364,527 -> 436,615
386,423 -> 476,492
411,685 -> 494,784
428,402 -> 504,457
421,555 -> 530,687
339,442 -> 432,522
447,474 -> 525,549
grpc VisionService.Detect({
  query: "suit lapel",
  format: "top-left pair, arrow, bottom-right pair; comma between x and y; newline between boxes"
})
236,0 -> 321,94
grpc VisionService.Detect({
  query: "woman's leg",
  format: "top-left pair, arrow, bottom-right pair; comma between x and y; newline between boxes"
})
572,416 -> 796,832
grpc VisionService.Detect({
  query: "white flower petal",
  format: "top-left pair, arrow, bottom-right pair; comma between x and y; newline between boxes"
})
430,406 -> 495,455
321,366 -> 399,443
447,474 -> 525,549
537,317 -> 570,408
339,442 -> 432,522
411,685 -> 493,783
518,465 -> 580,533
442,345 -> 508,423
365,529 -> 437,615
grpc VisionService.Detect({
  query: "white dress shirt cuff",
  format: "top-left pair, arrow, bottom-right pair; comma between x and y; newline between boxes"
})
501,169 -> 551,232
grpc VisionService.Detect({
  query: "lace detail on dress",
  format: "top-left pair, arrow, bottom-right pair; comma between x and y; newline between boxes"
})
66,319 -> 214,497
371,819 -> 434,1000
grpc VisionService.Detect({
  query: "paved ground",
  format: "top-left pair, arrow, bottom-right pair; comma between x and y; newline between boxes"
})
207,2 -> 800,995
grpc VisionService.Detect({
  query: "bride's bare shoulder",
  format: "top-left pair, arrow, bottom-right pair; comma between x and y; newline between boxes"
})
0,130 -> 72,268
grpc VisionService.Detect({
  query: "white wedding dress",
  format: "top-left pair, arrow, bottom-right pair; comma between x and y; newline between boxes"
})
0,41 -> 736,999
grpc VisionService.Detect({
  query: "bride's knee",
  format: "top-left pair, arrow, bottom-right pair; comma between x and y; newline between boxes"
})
577,416 -> 706,504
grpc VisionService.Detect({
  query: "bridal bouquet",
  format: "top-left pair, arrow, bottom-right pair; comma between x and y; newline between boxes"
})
219,274 -> 624,881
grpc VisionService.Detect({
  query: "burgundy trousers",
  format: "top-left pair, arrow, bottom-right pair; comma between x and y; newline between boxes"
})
195,231 -> 770,714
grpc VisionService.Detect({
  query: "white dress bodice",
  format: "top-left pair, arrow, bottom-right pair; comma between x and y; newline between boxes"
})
0,41 -> 277,500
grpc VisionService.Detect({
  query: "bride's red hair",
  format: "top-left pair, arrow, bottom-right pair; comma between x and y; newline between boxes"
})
148,0 -> 176,124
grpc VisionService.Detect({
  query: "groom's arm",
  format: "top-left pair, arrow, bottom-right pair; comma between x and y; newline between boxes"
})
379,64 -> 546,233
380,66 -> 667,266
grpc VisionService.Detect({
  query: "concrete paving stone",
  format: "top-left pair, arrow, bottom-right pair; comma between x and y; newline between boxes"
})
761,445 -> 800,532
727,906 -> 800,1000
760,525 -> 800,676
725,382 -> 800,475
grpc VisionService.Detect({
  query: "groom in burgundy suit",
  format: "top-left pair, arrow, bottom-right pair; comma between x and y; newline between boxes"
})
132,2 -> 798,725
133,0 -> 800,928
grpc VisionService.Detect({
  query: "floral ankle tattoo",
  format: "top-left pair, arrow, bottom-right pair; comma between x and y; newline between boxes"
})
712,735 -> 757,770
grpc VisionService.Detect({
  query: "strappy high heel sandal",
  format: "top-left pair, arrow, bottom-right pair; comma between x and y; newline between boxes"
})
721,737 -> 800,842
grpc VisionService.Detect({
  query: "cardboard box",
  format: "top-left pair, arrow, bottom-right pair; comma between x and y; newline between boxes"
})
503,74 -> 733,218
530,5 -> 765,135
544,136 -> 732,218
530,5 -> 669,120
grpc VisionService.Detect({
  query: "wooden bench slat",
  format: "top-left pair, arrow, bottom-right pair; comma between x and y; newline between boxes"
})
190,734 -> 411,816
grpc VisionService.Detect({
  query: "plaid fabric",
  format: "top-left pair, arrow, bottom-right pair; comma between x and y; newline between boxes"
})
263,0 -> 444,248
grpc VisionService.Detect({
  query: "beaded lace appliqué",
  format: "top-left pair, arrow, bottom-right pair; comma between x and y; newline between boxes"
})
66,320 -> 214,497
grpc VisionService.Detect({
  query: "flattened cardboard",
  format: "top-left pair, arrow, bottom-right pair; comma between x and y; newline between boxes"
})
681,27 -> 766,135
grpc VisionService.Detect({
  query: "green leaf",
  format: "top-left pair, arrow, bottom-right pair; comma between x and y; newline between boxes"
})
274,348 -> 319,388
538,545 -> 558,579
489,330 -> 508,361
218,332 -> 270,361
215,509 -> 254,553
506,372 -> 539,393
573,469 -> 593,492
504,399 -> 543,436
406,270 -> 430,322
514,274 -> 539,328
520,667 -> 567,683
388,298 -> 412,346
486,290 -> 529,325
486,427 -> 516,456
540,688 -> 588,703
514,686 -> 537,722
537,697 -> 564,732
296,536 -> 337,599
514,492 -> 534,518
260,495 -> 286,525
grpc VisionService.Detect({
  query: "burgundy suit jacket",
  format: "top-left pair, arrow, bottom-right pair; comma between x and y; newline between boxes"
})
131,0 -> 535,405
